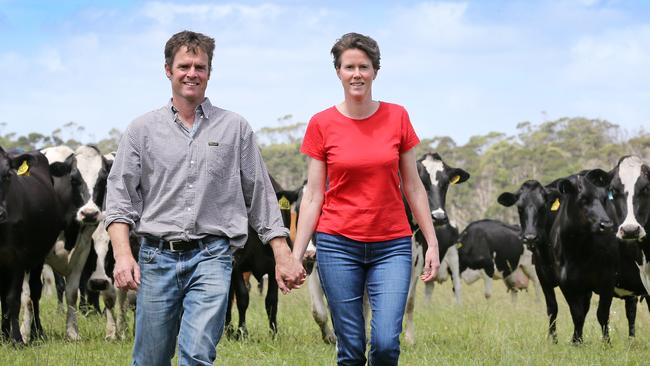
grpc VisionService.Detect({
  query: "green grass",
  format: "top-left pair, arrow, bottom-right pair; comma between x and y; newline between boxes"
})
2,279 -> 650,365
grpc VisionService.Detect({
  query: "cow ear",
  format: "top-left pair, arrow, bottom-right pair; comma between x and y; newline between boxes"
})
585,168 -> 611,187
449,168 -> 470,185
497,192 -> 517,207
9,154 -> 36,172
558,179 -> 576,195
102,156 -> 114,173
49,161 -> 72,177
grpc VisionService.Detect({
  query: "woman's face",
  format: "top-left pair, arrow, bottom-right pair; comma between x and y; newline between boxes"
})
336,48 -> 376,101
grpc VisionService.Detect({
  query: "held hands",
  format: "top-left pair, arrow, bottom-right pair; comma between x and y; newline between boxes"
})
420,246 -> 440,283
272,242 -> 307,294
113,254 -> 141,290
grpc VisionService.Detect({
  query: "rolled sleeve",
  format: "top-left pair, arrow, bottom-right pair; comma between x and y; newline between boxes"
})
104,126 -> 143,230
239,122 -> 289,244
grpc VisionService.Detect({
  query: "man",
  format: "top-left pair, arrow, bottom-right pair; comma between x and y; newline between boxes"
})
105,30 -> 305,366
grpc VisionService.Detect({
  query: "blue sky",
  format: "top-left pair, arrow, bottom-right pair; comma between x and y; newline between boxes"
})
1,0 -> 649,144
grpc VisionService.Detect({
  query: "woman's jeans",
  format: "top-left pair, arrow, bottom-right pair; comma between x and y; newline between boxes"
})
316,232 -> 412,366
132,237 -> 232,366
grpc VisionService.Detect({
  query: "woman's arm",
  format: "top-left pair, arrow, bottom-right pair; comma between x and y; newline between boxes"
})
292,158 -> 327,261
399,148 -> 441,282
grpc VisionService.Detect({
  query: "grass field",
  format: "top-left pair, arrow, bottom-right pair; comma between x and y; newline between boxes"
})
2,277 -> 650,365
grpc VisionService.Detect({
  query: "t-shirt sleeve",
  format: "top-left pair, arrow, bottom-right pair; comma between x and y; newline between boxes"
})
399,107 -> 420,153
300,116 -> 326,161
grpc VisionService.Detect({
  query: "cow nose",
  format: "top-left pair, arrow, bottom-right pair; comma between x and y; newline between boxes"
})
432,211 -> 448,224
620,224 -> 641,238
81,209 -> 99,222
599,221 -> 614,232
88,278 -> 109,292
522,234 -> 538,243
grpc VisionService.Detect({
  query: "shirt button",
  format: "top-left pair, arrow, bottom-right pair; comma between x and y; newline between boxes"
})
187,208 -> 191,211
189,184 -> 193,188
190,160 -> 195,165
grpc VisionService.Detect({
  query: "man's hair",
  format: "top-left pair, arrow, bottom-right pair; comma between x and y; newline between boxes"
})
165,30 -> 215,71
331,32 -> 381,71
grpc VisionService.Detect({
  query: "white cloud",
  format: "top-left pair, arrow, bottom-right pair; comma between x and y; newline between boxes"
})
140,2 -> 284,25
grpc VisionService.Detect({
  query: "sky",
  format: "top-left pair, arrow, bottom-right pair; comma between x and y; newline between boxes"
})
1,0 -> 649,145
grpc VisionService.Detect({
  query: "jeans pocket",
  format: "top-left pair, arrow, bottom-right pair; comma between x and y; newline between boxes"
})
139,246 -> 159,264
206,143 -> 235,179
203,240 -> 232,261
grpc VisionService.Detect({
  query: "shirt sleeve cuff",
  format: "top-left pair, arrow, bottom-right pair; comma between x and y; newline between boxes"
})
259,227 -> 290,245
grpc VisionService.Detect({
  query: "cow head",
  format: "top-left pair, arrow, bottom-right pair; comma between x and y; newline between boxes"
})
43,145 -> 112,226
417,152 -> 470,225
609,155 -> 650,241
557,169 -> 614,234
498,180 -> 561,249
0,148 -> 42,223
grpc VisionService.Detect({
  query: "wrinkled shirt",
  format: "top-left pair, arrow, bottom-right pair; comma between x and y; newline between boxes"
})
104,98 -> 288,249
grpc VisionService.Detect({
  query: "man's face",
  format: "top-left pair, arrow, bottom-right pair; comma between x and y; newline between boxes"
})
165,46 -> 210,104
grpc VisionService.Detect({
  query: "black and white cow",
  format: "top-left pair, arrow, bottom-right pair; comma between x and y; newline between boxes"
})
455,219 -> 541,302
605,155 -> 650,337
549,169 -> 618,343
498,180 -> 563,341
39,145 -> 112,340
0,148 -> 62,344
225,176 -> 299,339
403,152 -> 469,344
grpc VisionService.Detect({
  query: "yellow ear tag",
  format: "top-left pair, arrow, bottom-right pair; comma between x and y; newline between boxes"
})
450,175 -> 461,184
278,196 -> 290,210
455,242 -> 463,249
550,198 -> 560,212
17,160 -> 30,176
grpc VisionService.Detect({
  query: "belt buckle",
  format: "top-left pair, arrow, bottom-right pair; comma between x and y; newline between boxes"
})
168,239 -> 184,252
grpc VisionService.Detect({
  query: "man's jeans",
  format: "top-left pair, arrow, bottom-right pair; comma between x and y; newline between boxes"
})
316,233 -> 412,366
132,237 -> 232,366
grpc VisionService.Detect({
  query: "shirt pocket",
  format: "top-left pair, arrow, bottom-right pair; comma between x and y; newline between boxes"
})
206,143 -> 236,178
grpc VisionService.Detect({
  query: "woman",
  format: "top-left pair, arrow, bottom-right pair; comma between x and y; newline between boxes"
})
292,32 -> 440,366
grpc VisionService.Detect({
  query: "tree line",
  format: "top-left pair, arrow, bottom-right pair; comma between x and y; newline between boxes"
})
3,117 -> 649,230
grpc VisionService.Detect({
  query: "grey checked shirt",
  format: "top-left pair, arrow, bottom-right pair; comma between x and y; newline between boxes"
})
104,98 -> 289,249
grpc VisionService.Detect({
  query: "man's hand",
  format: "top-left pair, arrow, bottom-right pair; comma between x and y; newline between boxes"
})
271,238 -> 306,294
420,246 -> 441,283
113,254 -> 141,290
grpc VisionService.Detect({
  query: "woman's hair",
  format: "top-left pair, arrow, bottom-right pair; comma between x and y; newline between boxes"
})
330,32 -> 381,71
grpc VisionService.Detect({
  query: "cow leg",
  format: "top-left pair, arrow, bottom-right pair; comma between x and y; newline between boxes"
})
54,272 -> 66,313
424,282 -> 435,303
447,246 -> 462,305
5,271 -> 25,344
225,274 -> 236,339
233,270 -> 250,339
595,293 -> 612,343
20,275 -> 33,343
541,283 -> 558,343
102,286 -> 117,340
564,289 -> 591,344
116,288 -> 129,340
624,297 -> 637,337
308,263 -> 336,344
265,275 -> 279,337
28,266 -> 45,341
482,271 -> 493,299
63,228 -> 93,341
404,236 -> 422,345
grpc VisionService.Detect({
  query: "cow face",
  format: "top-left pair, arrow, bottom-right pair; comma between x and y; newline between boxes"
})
609,156 -> 650,241
558,169 -> 614,234
417,152 -> 469,225
498,180 -> 560,249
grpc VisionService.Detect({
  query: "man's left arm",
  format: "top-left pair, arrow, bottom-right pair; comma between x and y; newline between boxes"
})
239,121 -> 306,293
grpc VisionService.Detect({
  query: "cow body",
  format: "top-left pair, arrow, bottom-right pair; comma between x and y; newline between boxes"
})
403,152 -> 469,344
498,180 -> 563,340
0,149 -> 62,343
549,169 -> 618,343
225,176 -> 298,339
39,145 -> 112,340
456,219 -> 541,302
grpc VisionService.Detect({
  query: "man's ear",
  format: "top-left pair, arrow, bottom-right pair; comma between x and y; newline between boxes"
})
165,63 -> 172,79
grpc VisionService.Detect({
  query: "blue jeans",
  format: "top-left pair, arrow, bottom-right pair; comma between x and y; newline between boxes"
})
132,237 -> 232,366
316,233 -> 412,366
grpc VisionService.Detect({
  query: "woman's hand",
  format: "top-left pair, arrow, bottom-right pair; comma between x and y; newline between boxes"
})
420,246 -> 440,282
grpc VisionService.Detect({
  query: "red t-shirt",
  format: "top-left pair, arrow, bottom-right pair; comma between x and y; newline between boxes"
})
300,102 -> 420,242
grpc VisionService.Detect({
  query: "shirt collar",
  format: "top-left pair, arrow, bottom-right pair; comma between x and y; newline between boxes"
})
166,97 -> 212,120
